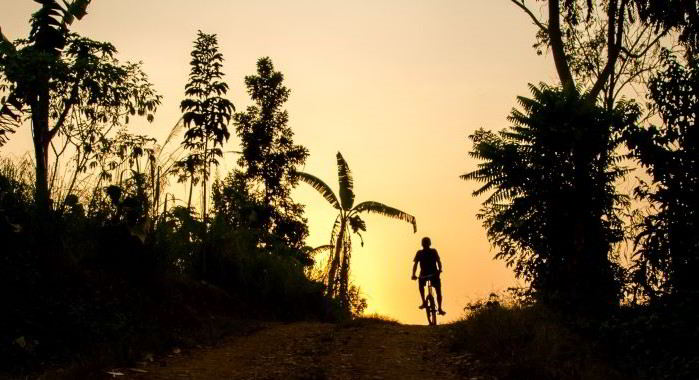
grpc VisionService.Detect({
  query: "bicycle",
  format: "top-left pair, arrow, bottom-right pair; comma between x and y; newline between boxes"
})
419,273 -> 439,326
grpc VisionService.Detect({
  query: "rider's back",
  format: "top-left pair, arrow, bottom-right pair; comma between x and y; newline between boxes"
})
414,248 -> 439,276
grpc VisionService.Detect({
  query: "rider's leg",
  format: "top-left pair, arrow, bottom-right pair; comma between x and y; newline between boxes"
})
435,283 -> 445,314
418,281 -> 426,308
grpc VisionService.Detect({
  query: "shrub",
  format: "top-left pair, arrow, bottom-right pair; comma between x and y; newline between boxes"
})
448,295 -> 622,380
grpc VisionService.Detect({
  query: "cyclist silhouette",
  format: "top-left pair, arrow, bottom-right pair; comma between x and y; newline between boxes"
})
411,237 -> 445,315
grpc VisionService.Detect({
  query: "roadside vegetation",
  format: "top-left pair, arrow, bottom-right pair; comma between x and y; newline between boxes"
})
0,2 -> 402,376
455,1 -> 699,379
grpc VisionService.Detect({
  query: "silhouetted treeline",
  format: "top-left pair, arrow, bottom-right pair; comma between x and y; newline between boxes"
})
460,1 -> 699,378
0,3 -> 351,376
464,2 -> 699,313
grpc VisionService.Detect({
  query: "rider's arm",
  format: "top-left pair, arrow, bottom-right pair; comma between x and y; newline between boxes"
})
411,261 -> 418,279
436,250 -> 443,272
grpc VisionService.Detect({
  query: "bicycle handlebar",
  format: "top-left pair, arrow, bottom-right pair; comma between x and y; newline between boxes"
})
417,272 -> 440,280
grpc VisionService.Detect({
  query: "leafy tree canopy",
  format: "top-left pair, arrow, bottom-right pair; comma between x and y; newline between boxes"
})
0,1 -> 160,213
635,0 -> 699,50
463,83 -> 639,309
234,57 -> 310,252
625,51 -> 699,298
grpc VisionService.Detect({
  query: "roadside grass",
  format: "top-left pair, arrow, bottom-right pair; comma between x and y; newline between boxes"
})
359,313 -> 399,324
445,293 -> 699,380
445,300 -> 623,380
336,313 -> 400,330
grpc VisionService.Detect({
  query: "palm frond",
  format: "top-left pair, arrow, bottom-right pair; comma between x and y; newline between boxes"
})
305,245 -> 333,282
352,201 -> 417,233
309,244 -> 334,256
298,172 -> 341,209
336,152 -> 355,210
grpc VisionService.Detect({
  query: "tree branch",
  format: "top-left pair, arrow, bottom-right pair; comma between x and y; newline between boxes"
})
49,79 -> 81,141
510,0 -> 548,32
586,0 -> 629,103
621,26 -> 670,59
548,0 -> 576,91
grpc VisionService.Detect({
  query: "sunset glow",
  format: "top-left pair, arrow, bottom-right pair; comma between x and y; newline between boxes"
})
1,0 -> 561,324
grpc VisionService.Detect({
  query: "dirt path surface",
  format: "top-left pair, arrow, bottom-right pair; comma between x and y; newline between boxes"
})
103,320 -> 470,379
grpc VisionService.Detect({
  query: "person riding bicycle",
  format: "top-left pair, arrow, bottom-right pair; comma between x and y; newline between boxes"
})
411,237 -> 446,315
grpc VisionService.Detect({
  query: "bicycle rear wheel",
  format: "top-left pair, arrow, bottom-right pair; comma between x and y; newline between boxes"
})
425,294 -> 437,325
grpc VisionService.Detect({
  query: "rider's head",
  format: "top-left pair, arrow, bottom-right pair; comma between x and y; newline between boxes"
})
421,237 -> 431,248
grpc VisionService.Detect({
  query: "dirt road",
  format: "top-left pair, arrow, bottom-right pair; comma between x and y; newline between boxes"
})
105,319 -> 472,379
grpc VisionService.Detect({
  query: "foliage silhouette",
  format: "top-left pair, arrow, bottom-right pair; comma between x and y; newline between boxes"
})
635,0 -> 699,51
0,155 -> 337,377
449,296 -> 623,379
0,8 -> 337,376
626,51 -> 699,299
0,1 -> 160,214
450,289 -> 699,379
511,0 -> 676,106
175,31 -> 234,216
463,83 -> 639,311
299,152 -> 417,309
233,57 -> 309,253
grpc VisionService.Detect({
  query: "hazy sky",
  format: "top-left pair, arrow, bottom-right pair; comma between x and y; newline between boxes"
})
1,0 -> 558,324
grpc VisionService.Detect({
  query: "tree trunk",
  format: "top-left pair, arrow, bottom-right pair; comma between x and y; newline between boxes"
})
187,173 -> 194,210
548,0 -> 576,92
339,241 -> 351,309
202,136 -> 209,221
202,169 -> 207,220
201,175 -> 207,279
327,218 -> 346,298
201,138 -> 209,279
571,144 -> 616,312
32,81 -> 52,216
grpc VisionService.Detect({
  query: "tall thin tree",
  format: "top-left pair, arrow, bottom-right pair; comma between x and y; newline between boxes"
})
176,31 -> 234,219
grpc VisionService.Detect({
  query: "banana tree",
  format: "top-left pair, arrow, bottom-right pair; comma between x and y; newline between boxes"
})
299,152 -> 416,307
0,0 -> 92,214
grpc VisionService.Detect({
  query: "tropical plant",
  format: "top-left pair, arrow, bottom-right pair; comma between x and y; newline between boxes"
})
299,152 -> 417,308
175,31 -> 234,217
462,83 -> 639,311
0,1 -> 160,214
234,57 -> 309,252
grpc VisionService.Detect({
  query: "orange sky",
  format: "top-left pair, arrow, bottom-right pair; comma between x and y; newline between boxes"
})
1,0 -> 559,324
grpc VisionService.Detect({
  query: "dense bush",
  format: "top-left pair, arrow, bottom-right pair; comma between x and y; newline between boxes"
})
597,301 -> 699,379
448,294 -> 621,380
0,159 -> 340,377
449,292 -> 699,380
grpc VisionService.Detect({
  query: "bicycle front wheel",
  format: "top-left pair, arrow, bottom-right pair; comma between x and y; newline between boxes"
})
426,294 -> 437,325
